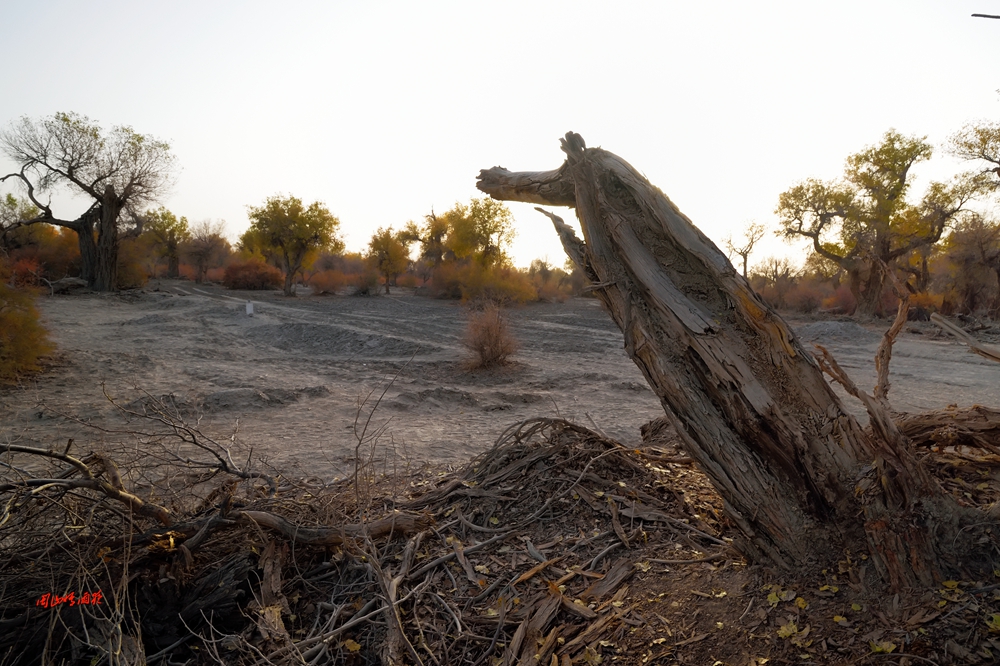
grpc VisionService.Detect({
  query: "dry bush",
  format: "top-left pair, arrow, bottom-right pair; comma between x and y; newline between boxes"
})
396,272 -> 419,288
352,268 -> 381,296
223,259 -> 283,290
0,280 -> 53,382
463,304 -> 517,369
821,284 -> 857,314
431,262 -> 537,303
205,266 -> 226,282
10,257 -> 42,287
308,269 -> 346,295
784,282 -> 827,314
116,238 -> 149,289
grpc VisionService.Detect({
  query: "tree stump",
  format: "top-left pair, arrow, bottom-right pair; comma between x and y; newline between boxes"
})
478,132 -> 992,588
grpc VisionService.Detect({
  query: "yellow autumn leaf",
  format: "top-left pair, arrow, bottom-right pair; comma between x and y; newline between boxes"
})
777,621 -> 798,639
489,517 -> 499,525
942,580 -> 959,589
716,622 -> 724,629
869,640 -> 896,654
986,614 -> 1000,633
833,615 -> 848,624
795,597 -> 808,609
344,639 -> 362,653
767,592 -> 781,607
851,603 -> 862,611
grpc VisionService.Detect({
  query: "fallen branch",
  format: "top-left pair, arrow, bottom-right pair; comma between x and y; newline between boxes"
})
930,313 -> 1000,364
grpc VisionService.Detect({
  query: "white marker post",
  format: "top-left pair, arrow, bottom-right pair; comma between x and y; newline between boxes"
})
246,300 -> 254,316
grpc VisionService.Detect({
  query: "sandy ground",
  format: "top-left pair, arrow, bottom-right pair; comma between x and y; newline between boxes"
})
3,281 -> 1000,481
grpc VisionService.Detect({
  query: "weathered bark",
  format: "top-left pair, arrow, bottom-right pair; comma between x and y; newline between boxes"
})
478,133 -> 991,586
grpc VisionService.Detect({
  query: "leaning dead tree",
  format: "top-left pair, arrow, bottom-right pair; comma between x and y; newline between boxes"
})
478,132 -> 997,589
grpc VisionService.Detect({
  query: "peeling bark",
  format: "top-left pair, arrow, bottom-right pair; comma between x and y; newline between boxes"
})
478,133 -> 992,586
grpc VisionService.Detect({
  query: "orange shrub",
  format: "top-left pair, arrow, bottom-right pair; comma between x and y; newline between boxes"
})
396,273 -> 419,289
463,305 -> 517,369
178,264 -> 196,280
821,285 -> 856,315
205,267 -> 226,283
11,258 -> 42,287
0,281 -> 53,382
309,269 -> 347,295
223,259 -> 283,290
431,262 -> 537,304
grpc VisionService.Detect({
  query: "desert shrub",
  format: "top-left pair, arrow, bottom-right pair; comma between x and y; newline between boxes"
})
0,281 -> 53,382
463,305 -> 517,369
821,285 -> 857,314
10,258 -> 42,287
431,262 -> 537,304
396,273 -> 419,289
309,269 -> 346,295
7,225 -> 81,281
353,269 -> 381,296
784,283 -> 826,314
116,238 -> 149,290
222,259 -> 283,290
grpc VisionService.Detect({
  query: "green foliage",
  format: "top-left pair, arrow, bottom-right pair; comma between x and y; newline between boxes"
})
366,226 -> 411,294
0,264 -> 53,382
950,121 -> 1000,192
243,195 -> 344,295
776,129 -> 989,316
142,206 -> 190,278
223,259 -> 283,290
0,193 -> 39,250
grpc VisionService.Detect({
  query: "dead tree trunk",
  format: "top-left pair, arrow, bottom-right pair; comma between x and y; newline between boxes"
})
478,133 -> 992,588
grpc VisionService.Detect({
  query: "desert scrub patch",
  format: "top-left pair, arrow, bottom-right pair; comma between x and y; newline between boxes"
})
0,282 -> 53,382
463,304 -> 517,369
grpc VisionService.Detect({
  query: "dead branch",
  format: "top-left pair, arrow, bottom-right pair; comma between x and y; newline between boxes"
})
931,313 -> 1000,364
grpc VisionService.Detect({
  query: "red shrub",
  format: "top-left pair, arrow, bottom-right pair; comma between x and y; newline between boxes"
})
821,285 -> 856,315
10,258 -> 42,287
396,273 -> 419,289
222,260 -> 283,290
309,269 -> 346,295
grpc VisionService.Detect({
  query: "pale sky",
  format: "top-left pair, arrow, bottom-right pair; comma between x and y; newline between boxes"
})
1,1 -> 998,269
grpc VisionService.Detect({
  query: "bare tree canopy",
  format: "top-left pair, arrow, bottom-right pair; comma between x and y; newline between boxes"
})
478,132 -> 997,589
0,112 -> 175,291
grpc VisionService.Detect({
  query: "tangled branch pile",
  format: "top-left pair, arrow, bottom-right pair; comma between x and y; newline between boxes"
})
4,402 -> 1000,665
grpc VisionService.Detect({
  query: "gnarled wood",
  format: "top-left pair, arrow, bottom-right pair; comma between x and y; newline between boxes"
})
478,132 -> 989,586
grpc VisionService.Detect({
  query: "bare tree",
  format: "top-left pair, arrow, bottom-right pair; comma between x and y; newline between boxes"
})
723,221 -> 766,278
183,220 -> 229,283
478,132 -> 995,589
0,112 -> 175,291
